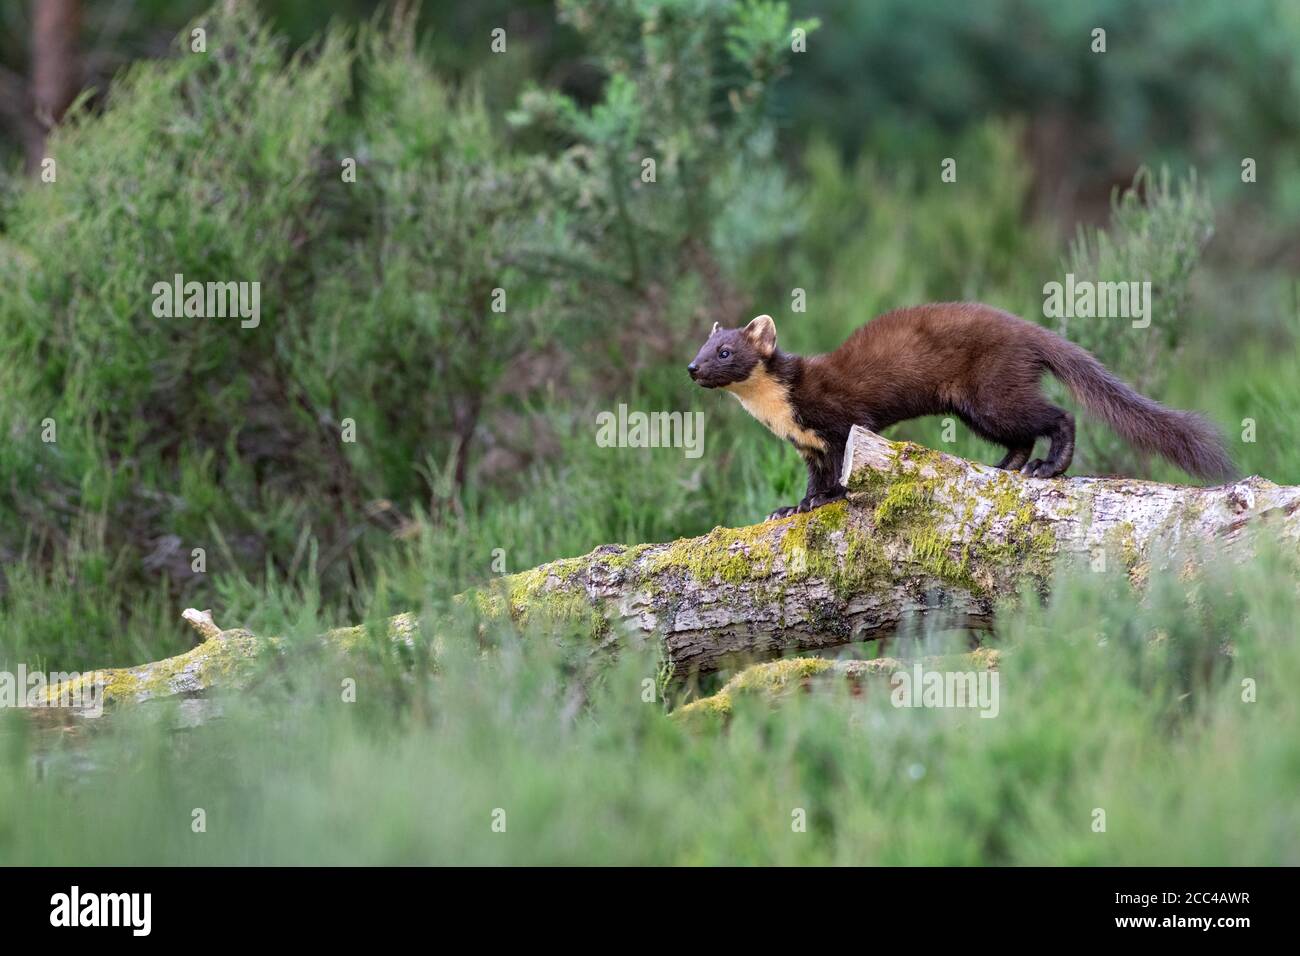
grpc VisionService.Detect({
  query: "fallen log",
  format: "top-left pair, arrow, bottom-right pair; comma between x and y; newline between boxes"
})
672,648 -> 1002,729
32,609 -> 420,711
33,426 -> 1300,709
494,425 -> 1298,678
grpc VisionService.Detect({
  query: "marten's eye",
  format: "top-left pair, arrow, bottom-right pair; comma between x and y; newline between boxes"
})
718,348 -> 731,359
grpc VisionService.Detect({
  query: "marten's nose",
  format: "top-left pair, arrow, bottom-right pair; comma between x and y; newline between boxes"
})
687,363 -> 699,379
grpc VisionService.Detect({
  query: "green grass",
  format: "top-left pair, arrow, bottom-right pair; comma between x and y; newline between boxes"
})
2,546 -> 1297,865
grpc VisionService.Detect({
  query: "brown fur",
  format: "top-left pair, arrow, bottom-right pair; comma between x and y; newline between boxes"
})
688,304 -> 1236,519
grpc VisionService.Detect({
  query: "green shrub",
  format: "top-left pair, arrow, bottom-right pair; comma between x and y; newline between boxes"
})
0,1 -> 815,667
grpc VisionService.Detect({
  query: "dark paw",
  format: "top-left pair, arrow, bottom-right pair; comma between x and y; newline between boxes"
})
767,505 -> 799,521
798,490 -> 847,512
1020,459 -> 1065,479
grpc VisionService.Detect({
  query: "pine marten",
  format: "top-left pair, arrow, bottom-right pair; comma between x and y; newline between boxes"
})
687,303 -> 1235,520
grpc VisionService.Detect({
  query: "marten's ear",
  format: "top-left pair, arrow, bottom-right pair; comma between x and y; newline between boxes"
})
744,314 -> 777,357
711,321 -> 721,335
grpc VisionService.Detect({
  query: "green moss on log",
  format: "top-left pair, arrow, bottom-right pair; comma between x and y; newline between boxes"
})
39,628 -> 262,708
674,648 -> 1003,728
644,521 -> 779,585
482,437 -> 1062,645
848,440 -> 1058,591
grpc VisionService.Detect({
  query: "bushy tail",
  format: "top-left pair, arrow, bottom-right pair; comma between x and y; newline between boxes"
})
1038,336 -> 1237,483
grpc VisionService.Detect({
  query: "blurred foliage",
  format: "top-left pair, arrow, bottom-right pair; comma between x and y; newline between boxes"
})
0,0 -> 813,666
508,0 -> 817,284
777,0 -> 1300,237
7,0 -> 1300,241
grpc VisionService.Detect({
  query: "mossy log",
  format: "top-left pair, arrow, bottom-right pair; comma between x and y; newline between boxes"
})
41,426 -> 1300,711
491,425 -> 1298,677
673,648 -> 1002,729
36,609 -> 420,711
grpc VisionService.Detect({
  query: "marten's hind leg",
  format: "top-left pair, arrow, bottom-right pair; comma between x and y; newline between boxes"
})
994,444 -> 1034,471
952,404 -> 1036,471
1021,407 -> 1074,478
958,393 -> 1072,478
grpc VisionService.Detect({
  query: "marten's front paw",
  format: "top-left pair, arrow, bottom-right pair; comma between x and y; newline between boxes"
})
799,490 -> 846,512
767,505 -> 800,521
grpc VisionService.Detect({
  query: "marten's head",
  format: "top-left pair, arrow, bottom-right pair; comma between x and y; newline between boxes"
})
687,315 -> 777,389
